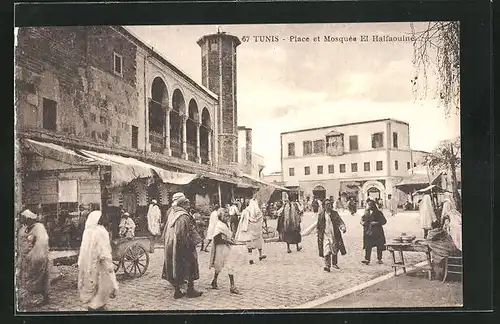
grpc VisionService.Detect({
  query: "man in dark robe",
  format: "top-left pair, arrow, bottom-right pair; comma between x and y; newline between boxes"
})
348,198 -> 357,216
161,192 -> 203,299
361,200 -> 387,265
317,199 -> 347,271
277,192 -> 303,253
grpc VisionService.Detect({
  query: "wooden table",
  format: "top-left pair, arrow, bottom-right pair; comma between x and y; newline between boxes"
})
385,241 -> 433,280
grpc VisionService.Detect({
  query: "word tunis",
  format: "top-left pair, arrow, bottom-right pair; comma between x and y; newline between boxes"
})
250,36 -> 280,42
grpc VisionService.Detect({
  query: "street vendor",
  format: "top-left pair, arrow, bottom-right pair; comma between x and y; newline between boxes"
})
119,212 -> 136,239
426,221 -> 459,280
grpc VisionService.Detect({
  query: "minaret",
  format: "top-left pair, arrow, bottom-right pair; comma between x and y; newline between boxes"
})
197,28 -> 241,166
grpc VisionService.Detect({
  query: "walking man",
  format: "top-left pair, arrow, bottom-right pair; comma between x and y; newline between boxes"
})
317,199 -> 347,272
162,192 -> 203,299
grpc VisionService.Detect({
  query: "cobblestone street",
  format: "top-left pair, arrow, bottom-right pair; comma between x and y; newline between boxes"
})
35,211 -> 427,311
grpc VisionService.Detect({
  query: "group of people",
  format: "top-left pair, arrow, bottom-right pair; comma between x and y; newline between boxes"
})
16,189 -> 463,311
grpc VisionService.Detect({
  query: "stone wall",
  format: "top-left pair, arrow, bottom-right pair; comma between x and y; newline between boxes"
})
15,26 -> 139,150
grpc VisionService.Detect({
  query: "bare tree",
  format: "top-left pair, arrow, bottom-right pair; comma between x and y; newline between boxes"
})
411,22 -> 460,117
424,137 -> 461,213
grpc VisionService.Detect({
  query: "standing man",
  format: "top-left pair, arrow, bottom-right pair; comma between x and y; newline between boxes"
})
361,200 -> 387,265
347,197 -> 357,216
147,199 -> 161,237
17,209 -> 50,309
317,199 -> 347,272
235,198 -> 242,213
162,193 -> 203,299
387,194 -> 397,217
228,201 -> 240,239
276,192 -> 303,253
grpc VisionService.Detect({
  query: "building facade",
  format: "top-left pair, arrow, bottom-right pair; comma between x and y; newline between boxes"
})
14,26 -> 257,244
263,171 -> 284,186
15,26 -> 229,167
280,119 -> 427,206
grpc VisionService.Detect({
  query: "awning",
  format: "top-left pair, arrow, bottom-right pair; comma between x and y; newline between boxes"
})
23,139 -> 102,167
394,173 -> 430,187
240,174 -> 288,204
79,150 -> 198,187
242,174 -> 289,191
412,185 -> 449,195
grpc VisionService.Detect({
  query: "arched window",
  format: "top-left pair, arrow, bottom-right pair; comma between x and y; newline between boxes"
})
170,89 -> 185,158
149,78 -> 168,153
200,108 -> 211,164
186,99 -> 199,162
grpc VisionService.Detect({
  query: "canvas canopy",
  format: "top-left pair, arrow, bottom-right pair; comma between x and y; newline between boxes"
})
78,150 -> 199,188
394,173 -> 430,187
242,174 -> 289,204
23,139 -> 102,167
412,185 -> 449,195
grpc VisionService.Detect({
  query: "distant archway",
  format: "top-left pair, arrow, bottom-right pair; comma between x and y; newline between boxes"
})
313,185 -> 326,200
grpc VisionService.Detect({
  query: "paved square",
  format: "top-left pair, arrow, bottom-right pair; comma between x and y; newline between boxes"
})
35,211 -> 427,311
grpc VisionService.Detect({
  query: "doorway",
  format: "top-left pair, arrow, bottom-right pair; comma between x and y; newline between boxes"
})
367,187 -> 381,200
313,185 -> 326,201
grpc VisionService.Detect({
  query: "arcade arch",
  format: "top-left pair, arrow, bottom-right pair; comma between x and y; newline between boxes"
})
149,77 -> 168,153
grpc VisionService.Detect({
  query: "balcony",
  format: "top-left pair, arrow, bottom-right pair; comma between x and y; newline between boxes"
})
187,142 -> 197,162
170,139 -> 182,158
149,131 -> 164,154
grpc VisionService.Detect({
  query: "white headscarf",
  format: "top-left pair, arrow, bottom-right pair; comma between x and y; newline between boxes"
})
419,195 -> 437,230
247,198 -> 263,222
78,211 -> 118,308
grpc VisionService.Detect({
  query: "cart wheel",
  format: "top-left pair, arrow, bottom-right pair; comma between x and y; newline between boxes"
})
113,260 -> 121,273
122,243 -> 149,278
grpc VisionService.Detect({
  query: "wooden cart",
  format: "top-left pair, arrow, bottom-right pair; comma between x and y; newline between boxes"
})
51,236 -> 154,279
111,236 -> 154,278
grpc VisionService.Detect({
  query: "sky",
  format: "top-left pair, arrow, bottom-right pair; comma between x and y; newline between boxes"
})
126,23 -> 460,174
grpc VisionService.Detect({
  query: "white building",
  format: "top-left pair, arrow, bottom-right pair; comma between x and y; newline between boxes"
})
263,171 -> 284,185
280,118 -> 427,206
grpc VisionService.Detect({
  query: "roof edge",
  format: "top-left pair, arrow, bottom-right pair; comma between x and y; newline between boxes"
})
280,118 -> 409,135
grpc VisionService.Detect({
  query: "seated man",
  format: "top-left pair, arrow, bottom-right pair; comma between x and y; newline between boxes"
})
119,212 -> 136,239
426,221 -> 459,280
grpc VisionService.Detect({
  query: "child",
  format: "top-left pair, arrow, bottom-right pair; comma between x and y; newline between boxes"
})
208,208 -> 241,294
